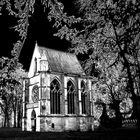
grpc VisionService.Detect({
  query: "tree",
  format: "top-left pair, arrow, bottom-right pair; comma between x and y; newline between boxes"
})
0,57 -> 27,127
0,0 -> 78,58
10,68 -> 26,127
49,0 -> 140,128
92,64 -> 131,128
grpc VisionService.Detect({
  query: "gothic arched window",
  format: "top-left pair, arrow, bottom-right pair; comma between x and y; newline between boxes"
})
31,110 -> 36,131
67,80 -> 75,114
50,79 -> 61,114
34,57 -> 37,75
81,81 -> 87,114
31,110 -> 36,119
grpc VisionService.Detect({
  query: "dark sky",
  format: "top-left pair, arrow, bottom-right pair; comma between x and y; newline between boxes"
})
0,0 -> 78,70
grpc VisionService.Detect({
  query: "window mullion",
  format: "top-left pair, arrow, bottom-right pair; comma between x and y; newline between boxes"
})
50,91 -> 52,114
71,93 -> 72,114
81,93 -> 83,114
56,91 -> 58,114
69,92 -> 71,114
53,91 -> 54,114
58,91 -> 60,114
67,92 -> 69,114
84,94 -> 86,114
73,92 -> 75,114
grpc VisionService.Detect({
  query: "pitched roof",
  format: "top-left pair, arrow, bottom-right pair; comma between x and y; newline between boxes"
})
39,46 -> 85,75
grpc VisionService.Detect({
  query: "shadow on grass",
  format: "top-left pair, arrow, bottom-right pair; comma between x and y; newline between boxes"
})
0,127 -> 139,140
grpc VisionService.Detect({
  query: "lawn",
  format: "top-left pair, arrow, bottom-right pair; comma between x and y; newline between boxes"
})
0,127 -> 139,140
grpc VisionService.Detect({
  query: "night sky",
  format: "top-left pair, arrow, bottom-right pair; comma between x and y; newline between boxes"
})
0,0 -> 78,70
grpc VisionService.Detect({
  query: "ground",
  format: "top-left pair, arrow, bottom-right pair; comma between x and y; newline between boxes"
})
0,128 -> 139,140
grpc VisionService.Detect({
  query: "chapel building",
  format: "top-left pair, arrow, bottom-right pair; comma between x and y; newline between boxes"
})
22,43 -> 94,132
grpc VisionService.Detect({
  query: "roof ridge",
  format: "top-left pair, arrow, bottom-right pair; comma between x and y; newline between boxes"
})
38,46 -> 75,56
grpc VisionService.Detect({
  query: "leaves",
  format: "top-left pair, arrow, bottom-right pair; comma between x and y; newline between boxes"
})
46,0 -> 140,122
0,56 -> 27,120
0,0 -> 34,58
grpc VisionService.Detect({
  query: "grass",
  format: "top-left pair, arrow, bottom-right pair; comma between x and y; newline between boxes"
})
0,127 -> 139,140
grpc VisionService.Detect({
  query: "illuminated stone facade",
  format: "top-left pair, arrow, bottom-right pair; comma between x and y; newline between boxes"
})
22,43 -> 94,132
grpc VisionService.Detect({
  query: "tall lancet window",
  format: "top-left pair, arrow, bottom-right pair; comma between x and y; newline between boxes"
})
50,79 -> 61,114
34,57 -> 37,75
67,80 -> 75,114
81,81 -> 87,114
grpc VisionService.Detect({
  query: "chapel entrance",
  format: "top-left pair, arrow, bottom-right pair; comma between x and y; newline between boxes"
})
31,110 -> 36,132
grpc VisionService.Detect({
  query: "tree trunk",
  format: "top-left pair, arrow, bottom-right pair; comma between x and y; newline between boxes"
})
13,109 -> 17,127
17,101 -> 22,128
100,103 -> 109,128
4,108 -> 9,127
136,65 -> 140,129
17,110 -> 21,128
6,115 -> 10,127
137,96 -> 140,129
4,114 -> 10,127
112,18 -> 139,128
111,100 -> 122,127
4,115 -> 6,127
109,88 -> 122,128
